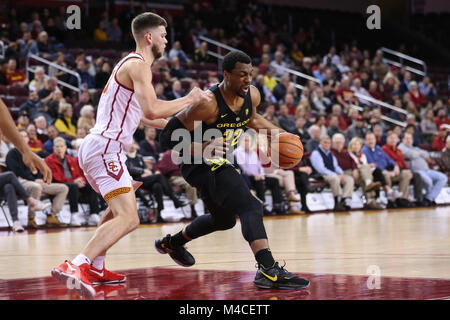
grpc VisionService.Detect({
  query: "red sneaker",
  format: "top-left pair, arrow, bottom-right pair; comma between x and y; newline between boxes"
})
51,260 -> 96,298
92,283 -> 126,300
87,265 -> 127,285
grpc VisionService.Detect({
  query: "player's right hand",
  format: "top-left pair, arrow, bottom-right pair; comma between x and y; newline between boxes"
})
188,87 -> 212,105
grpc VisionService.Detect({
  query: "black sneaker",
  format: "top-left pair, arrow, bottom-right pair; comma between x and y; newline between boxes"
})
254,262 -> 310,290
154,234 -> 195,267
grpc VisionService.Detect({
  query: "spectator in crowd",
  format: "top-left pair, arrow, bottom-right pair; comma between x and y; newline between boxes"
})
0,59 -> 9,85
258,53 -> 271,75
19,91 -> 42,121
327,115 -> 343,138
256,134 -> 302,214
418,76 -> 437,101
432,125 -> 448,152
363,132 -> 412,208
277,103 -> 296,133
311,87 -> 332,113
435,107 -> 450,129
5,58 -> 28,87
382,131 -> 425,206
48,51 -> 67,79
347,137 -> 384,209
421,108 -> 438,137
95,61 -> 111,89
351,78 -> 370,105
435,135 -> 450,176
77,104 -> 95,132
45,137 -> 102,226
36,31 -> 53,59
43,125 -> 72,154
26,123 -> 45,155
293,117 -> 310,142
193,41 -> 210,63
33,115 -> 49,143
322,46 -> 340,66
6,129 -> 69,228
54,103 -> 76,138
270,51 -> 288,77
399,132 -> 447,206
169,56 -> 188,80
346,115 -> 367,141
18,31 -> 39,58
138,126 -> 162,162
305,124 -> 322,152
0,171 -> 51,232
399,71 -> 412,95
254,74 -> 276,104
166,80 -> 186,100
234,134 -> 285,215
335,77 -> 356,112
126,140 -> 188,223
169,41 -> 189,64
272,73 -> 290,102
263,67 -> 277,92
73,59 -> 95,89
106,17 -> 122,41
373,123 -> 386,146
154,150 -> 199,218
38,77 -> 58,105
93,20 -> 108,42
368,80 -> 383,101
262,103 -> 279,127
73,91 -> 92,119
310,135 -> 354,211
408,81 -> 424,106
28,66 -> 47,92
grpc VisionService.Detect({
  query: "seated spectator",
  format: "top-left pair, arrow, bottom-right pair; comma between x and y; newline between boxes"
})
433,125 -> 449,152
44,89 -> 65,121
373,123 -> 386,146
277,104 -> 296,133
45,137 -> 102,226
310,135 -> 354,211
5,58 -> 28,87
166,80 -> 186,100
138,127 -> 162,162
29,66 -> 47,92
95,61 -> 111,89
418,76 -> 437,101
421,108 -> 438,137
54,103 -> 77,138
272,73 -> 289,102
19,91 -> 42,121
364,132 -> 412,207
346,115 -> 368,141
311,87 -> 332,113
48,51 -> 67,78
38,77 -> 58,105
347,137 -> 384,209
293,117 -> 310,142
256,134 -> 302,214
270,51 -> 288,77
34,115 -> 49,143
262,103 -> 279,127
263,67 -> 277,92
72,59 -> 95,90
36,31 -> 54,59
327,115 -> 343,138
73,91 -> 92,120
330,104 -> 349,132
313,63 -> 327,84
233,134 -> 284,214
399,132 -> 447,206
6,129 -> 69,228
368,80 -> 383,101
26,124 -> 46,155
0,171 -> 51,232
351,78 -> 370,106
168,41 -> 189,64
44,125 -> 72,154
18,31 -> 39,59
335,77 -> 356,112
435,135 -> 450,176
77,104 -> 96,132
126,140 -> 187,223
154,150 -> 199,218
193,41 -> 210,63
94,21 -> 108,42
258,54 -> 271,75
435,107 -> 450,130
169,56 -> 188,80
106,17 -> 122,42
305,124 -> 322,152
408,81 -> 424,106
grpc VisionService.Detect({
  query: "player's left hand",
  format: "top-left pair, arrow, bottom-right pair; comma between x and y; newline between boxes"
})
22,150 -> 52,184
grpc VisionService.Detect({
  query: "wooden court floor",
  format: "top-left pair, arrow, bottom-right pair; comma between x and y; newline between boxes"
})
1,206 -> 450,300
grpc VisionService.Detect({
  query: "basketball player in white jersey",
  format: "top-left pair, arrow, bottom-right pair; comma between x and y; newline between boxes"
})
51,12 -> 211,297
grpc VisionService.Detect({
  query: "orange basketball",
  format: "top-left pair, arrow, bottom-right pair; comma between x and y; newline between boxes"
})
270,132 -> 304,169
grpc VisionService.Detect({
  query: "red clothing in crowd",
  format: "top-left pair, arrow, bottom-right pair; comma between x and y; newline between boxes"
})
331,148 -> 357,171
335,87 -> 355,104
153,150 -> 182,179
408,89 -> 424,106
432,135 -> 446,152
435,116 -> 450,130
381,144 -> 408,169
45,153 -> 86,183
6,68 -> 26,85
28,137 -> 44,153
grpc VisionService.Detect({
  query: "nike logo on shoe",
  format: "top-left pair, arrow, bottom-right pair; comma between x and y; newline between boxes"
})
260,271 -> 277,282
89,268 -> 104,277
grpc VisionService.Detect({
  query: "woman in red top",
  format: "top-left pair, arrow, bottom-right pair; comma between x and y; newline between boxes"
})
408,81 -> 424,106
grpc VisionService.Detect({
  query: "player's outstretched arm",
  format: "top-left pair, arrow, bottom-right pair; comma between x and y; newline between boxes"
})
131,60 -> 211,120
140,117 -> 168,129
247,86 -> 285,135
0,98 -> 52,183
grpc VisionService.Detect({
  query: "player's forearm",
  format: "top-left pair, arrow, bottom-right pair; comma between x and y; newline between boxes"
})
249,115 -> 285,136
144,96 -> 193,120
0,99 -> 31,154
140,117 -> 168,129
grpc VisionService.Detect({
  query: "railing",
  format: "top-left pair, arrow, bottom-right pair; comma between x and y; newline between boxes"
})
0,41 -> 5,60
26,54 -> 82,99
379,47 -> 427,77
350,104 -> 406,128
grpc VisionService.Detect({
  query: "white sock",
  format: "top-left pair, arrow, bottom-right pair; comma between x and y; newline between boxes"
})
91,256 -> 105,270
72,254 -> 91,266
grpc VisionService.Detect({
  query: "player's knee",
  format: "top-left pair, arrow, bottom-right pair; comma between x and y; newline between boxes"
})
125,214 -> 140,232
216,216 -> 236,230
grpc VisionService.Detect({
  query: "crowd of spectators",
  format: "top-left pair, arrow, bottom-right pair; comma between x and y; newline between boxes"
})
0,3 -> 449,232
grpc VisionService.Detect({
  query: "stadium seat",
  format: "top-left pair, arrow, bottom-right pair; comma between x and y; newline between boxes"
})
8,86 -> 28,96
14,96 -> 28,107
0,85 -> 7,95
186,70 -> 198,79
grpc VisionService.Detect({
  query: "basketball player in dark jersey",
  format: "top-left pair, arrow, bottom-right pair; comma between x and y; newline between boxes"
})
155,51 -> 309,289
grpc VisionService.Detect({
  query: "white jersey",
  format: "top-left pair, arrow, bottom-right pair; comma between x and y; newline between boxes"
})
90,52 -> 144,151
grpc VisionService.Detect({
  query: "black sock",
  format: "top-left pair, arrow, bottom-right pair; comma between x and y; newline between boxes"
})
170,230 -> 189,248
255,248 -> 275,268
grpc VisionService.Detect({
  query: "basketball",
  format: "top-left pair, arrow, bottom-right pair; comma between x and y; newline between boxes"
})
270,133 -> 304,169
